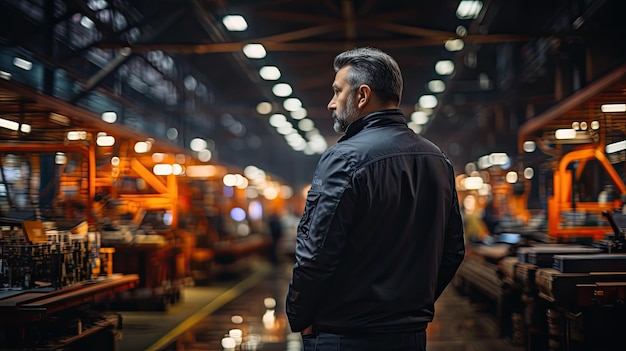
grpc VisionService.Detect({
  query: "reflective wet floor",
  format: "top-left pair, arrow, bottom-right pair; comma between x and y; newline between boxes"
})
117,257 -> 523,351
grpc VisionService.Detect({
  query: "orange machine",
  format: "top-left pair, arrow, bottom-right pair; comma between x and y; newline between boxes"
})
548,145 -> 626,242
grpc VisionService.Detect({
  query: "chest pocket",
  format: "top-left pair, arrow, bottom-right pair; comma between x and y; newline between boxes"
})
298,191 -> 320,239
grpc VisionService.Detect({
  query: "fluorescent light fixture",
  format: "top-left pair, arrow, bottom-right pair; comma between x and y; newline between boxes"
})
283,97 -> 302,111
488,152 -> 509,166
427,80 -> 446,93
601,103 -> 626,113
291,108 -> 308,120
408,122 -> 423,134
172,164 -> 183,176
0,71 -> 11,80
411,111 -> 429,124
186,165 -> 217,177
222,15 -> 248,31
524,167 -> 534,180
272,83 -> 292,97
505,171 -> 518,184
256,101 -> 273,114
20,124 -> 31,133
606,140 -> 626,154
13,57 -> 32,71
55,152 -> 67,165
464,176 -> 484,190
80,16 -> 94,29
152,153 -> 165,163
101,111 -> 117,123
418,95 -> 438,109
435,60 -> 455,75
259,66 -> 281,80
134,141 -> 150,153
153,164 -> 173,176
298,119 -> 314,131
190,137 -> 208,152
0,117 -> 18,131
523,140 -> 536,152
242,43 -> 266,59
269,114 -> 287,127
456,0 -> 483,19
49,112 -> 70,126
444,39 -> 464,52
478,155 -> 491,169
591,120 -> 600,130
67,131 -> 87,140
198,149 -> 212,162
96,135 -> 115,146
555,128 -> 576,139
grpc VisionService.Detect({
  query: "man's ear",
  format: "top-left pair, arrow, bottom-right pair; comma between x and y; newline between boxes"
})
357,85 -> 371,109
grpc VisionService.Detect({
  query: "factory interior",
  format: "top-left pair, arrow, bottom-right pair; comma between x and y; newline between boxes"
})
1,0 -> 626,350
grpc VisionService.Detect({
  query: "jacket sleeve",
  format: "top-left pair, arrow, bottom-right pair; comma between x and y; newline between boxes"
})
286,149 -> 353,332
434,165 -> 466,300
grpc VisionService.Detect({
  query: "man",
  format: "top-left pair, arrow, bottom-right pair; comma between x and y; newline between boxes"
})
286,47 -> 465,351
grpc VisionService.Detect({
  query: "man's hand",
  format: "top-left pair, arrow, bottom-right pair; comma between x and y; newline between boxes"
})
301,325 -> 314,335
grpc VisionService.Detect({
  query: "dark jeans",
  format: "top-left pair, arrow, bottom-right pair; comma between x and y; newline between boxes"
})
301,330 -> 426,351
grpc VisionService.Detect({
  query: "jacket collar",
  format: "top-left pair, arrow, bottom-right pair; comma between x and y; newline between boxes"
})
338,109 -> 406,142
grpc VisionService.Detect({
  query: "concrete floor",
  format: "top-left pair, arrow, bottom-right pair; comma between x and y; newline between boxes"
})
115,257 -> 523,351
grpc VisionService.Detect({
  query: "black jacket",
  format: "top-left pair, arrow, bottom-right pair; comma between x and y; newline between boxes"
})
286,109 -> 465,334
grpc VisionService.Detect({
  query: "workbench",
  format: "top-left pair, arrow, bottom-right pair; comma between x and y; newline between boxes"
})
0,274 -> 139,350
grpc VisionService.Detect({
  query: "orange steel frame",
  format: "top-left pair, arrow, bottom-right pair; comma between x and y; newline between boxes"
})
548,146 -> 626,241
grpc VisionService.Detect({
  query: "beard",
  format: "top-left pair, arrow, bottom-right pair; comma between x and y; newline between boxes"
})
332,92 -> 359,133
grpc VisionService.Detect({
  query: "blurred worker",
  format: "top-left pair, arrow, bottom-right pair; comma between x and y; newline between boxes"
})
286,47 -> 465,351
268,211 -> 283,265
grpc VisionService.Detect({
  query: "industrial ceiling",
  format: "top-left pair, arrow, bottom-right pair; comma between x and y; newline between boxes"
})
0,0 -> 625,187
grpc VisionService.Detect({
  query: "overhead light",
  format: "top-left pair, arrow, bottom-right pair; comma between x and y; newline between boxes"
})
190,137 -> 208,152
456,0 -> 483,19
434,60 -> 455,75
606,140 -> 626,154
259,66 -> 281,80
243,43 -> 266,59
555,128 -> 576,139
96,135 -> 115,147
80,16 -> 94,29
298,119 -> 314,131
101,111 -> 117,123
290,108 -> 307,120
601,103 -> 626,113
418,95 -> 438,109
523,140 -> 536,152
464,176 -> 483,190
411,111 -> 429,124
591,120 -> 600,130
222,15 -> 248,31
256,101 -> 273,114
0,71 -> 11,80
0,117 -> 18,131
488,152 -> 509,166
272,83 -> 292,97
67,131 -> 87,140
153,164 -> 173,176
283,98 -> 302,111
269,114 -> 287,127
55,152 -> 67,165
505,171 -> 518,184
198,149 -> 212,162
444,39 -> 464,52
524,167 -> 535,180
13,57 -> 32,71
134,141 -> 150,153
49,112 -> 70,126
427,80 -> 446,93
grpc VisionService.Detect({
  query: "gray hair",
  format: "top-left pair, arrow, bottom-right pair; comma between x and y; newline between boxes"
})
333,47 -> 403,105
